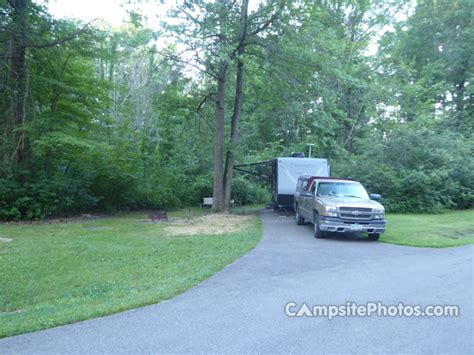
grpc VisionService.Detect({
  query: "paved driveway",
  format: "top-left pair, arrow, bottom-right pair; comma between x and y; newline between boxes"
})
1,211 -> 473,354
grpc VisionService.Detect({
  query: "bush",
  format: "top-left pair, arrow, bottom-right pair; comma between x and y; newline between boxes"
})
188,173 -> 214,205
186,174 -> 270,206
333,125 -> 474,213
0,173 -> 98,220
231,176 -> 270,205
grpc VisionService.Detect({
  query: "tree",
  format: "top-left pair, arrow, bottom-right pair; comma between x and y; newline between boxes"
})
1,0 -> 95,173
3,0 -> 29,168
377,0 -> 473,132
1,0 -> 473,220
165,0 -> 287,212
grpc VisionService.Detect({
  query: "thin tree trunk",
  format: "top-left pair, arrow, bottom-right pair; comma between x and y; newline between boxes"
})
211,0 -> 233,213
212,65 -> 228,212
223,0 -> 248,212
9,0 -> 28,165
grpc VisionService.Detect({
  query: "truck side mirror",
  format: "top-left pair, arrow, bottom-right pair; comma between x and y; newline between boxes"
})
370,193 -> 382,201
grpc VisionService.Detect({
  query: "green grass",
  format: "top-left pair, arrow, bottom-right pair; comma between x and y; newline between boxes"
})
0,211 -> 262,338
1,208 -> 472,338
381,209 -> 474,247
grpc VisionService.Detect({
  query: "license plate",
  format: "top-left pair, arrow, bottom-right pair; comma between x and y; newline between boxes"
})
351,223 -> 363,231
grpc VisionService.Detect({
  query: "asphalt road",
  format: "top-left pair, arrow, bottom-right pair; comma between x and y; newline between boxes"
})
1,211 -> 473,354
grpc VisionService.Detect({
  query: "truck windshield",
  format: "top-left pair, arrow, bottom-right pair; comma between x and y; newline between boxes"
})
317,182 -> 369,199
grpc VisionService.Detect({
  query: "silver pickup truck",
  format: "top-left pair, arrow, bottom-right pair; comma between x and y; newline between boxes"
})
294,176 -> 386,241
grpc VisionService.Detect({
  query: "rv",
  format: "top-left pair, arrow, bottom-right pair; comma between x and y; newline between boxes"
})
271,157 -> 330,209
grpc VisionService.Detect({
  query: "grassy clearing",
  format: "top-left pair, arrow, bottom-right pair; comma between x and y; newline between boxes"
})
0,210 -> 262,338
382,209 -> 474,247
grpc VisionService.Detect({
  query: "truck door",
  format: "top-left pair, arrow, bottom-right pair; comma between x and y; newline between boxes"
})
305,181 -> 317,218
299,179 -> 309,217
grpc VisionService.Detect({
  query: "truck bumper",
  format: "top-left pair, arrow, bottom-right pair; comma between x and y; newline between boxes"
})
319,217 -> 386,234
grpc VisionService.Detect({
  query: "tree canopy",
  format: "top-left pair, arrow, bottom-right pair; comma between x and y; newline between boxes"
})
0,0 -> 472,220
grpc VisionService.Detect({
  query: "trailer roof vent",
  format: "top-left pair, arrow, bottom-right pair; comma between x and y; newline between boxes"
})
291,152 -> 305,158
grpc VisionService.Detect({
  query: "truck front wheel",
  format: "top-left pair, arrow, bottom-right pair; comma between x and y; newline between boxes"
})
368,233 -> 380,241
313,212 -> 325,239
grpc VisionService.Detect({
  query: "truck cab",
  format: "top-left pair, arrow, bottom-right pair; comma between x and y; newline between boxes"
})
294,176 -> 386,241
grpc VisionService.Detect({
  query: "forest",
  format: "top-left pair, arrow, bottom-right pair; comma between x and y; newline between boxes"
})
0,0 -> 473,220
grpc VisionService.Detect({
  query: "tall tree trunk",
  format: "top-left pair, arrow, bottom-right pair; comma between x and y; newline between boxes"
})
212,65 -> 228,212
223,59 -> 244,212
223,0 -> 248,212
9,0 -> 28,165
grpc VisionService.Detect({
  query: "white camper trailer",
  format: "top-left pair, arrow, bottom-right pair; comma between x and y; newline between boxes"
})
234,156 -> 330,210
271,157 -> 330,209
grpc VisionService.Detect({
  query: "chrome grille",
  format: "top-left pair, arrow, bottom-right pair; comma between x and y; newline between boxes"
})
339,207 -> 373,220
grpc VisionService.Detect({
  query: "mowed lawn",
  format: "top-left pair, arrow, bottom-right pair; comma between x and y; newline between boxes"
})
0,211 -> 262,338
382,209 -> 474,247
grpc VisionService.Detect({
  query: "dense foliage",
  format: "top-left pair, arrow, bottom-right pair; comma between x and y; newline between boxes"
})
0,0 -> 472,219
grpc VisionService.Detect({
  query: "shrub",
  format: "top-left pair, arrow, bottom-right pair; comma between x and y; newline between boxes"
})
231,176 -> 271,205
333,125 -> 474,212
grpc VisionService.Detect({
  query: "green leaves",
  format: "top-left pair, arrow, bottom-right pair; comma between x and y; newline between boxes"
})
0,0 -> 473,219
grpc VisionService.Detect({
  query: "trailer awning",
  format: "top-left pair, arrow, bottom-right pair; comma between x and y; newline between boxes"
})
234,160 -> 274,180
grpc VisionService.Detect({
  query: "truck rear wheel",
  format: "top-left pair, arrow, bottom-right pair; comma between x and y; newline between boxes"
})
295,206 -> 305,225
313,212 -> 325,239
368,233 -> 380,241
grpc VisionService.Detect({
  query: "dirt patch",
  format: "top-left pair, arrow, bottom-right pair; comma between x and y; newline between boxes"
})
417,228 -> 474,240
0,236 -> 13,243
440,229 -> 474,240
164,214 -> 254,236
0,308 -> 24,315
82,226 -> 113,231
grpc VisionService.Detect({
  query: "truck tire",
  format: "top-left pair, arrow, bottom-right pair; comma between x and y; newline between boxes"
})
313,212 -> 325,239
295,206 -> 305,225
368,233 -> 380,241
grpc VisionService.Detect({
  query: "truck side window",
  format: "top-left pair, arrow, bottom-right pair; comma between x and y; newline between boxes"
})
310,182 -> 317,195
302,181 -> 308,191
296,180 -> 302,191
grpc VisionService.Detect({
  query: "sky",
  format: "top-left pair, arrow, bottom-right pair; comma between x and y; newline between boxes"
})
46,0 -> 262,28
46,0 -> 171,28
44,0 -> 414,57
48,0 -> 128,27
